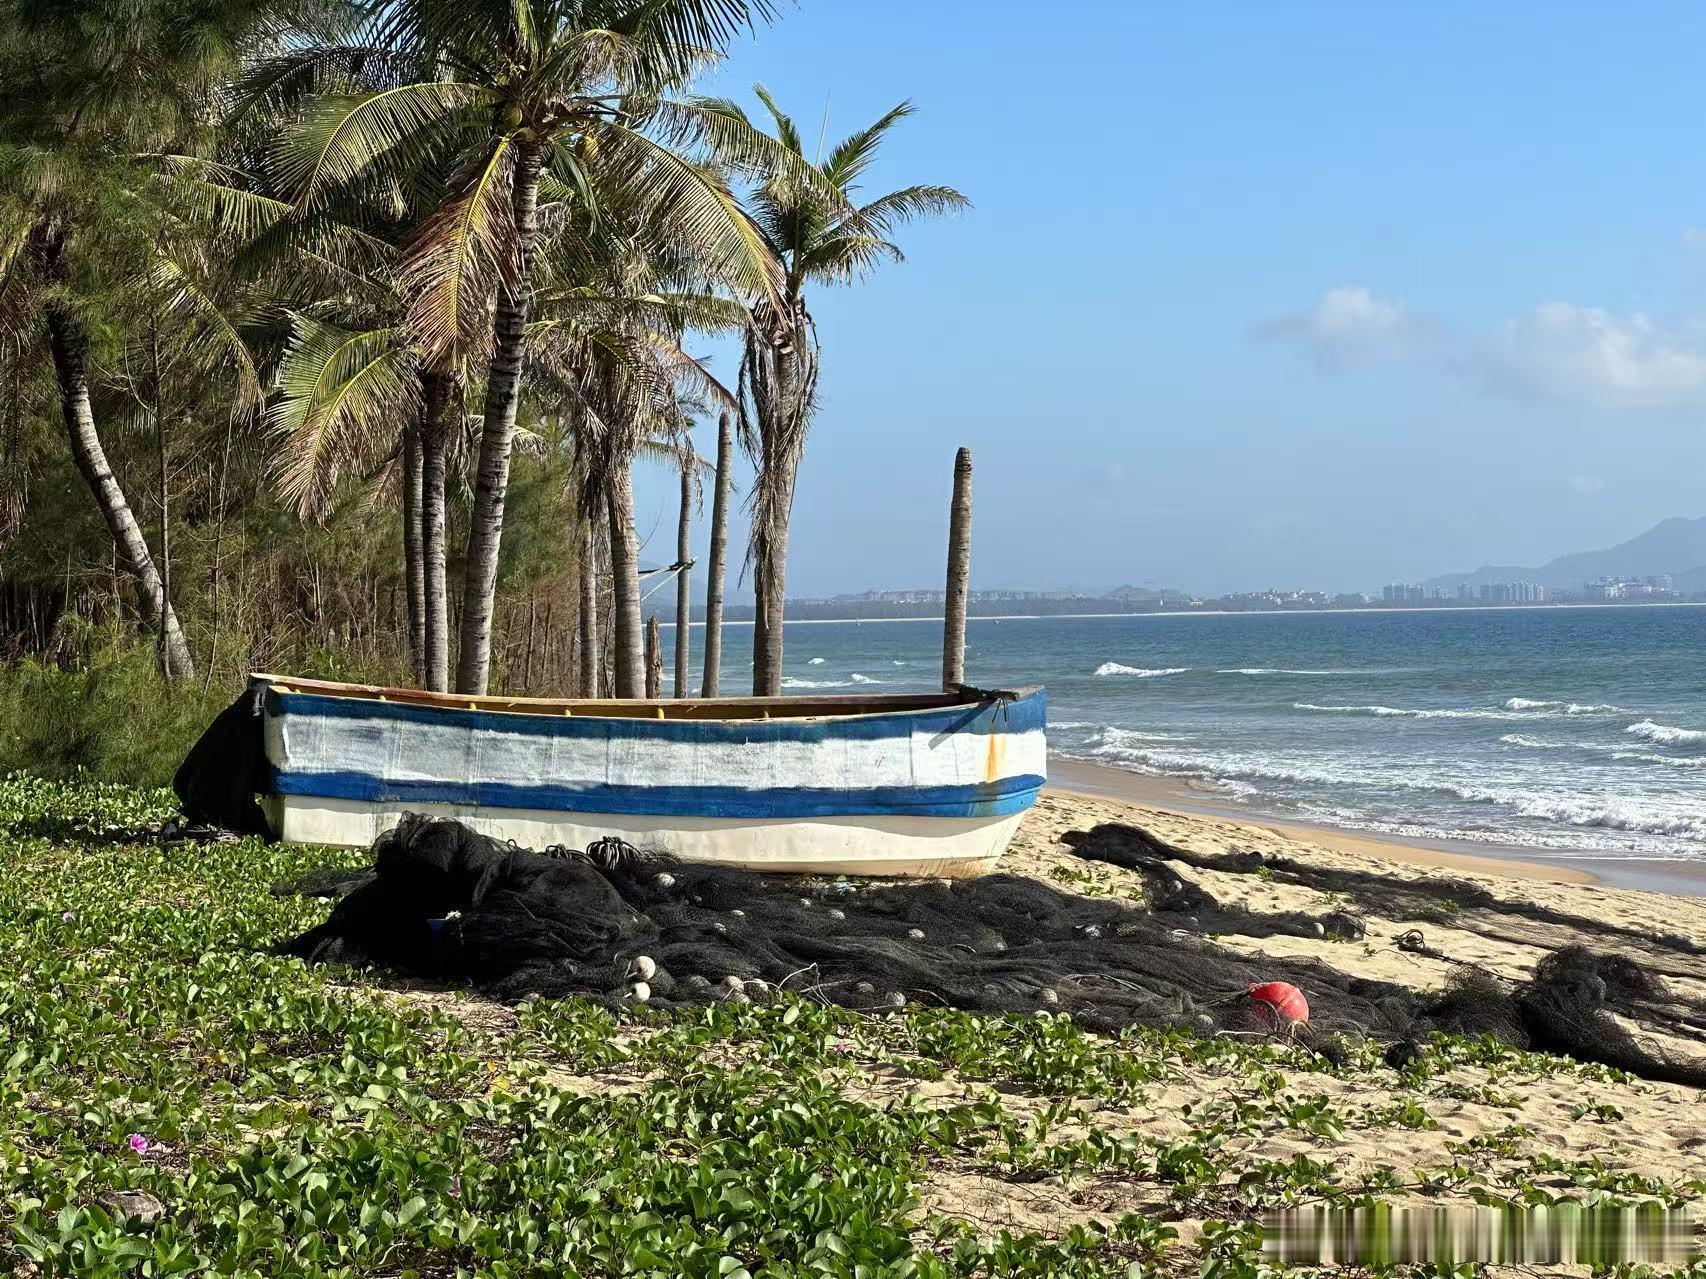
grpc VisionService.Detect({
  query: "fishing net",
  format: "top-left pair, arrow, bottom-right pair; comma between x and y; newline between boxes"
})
173,684 -> 272,837
280,816 -> 1706,1086
282,814 -> 1410,1041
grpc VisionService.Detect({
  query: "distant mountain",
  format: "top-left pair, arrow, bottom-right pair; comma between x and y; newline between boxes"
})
1421,516 -> 1706,592
1102,584 -> 1192,603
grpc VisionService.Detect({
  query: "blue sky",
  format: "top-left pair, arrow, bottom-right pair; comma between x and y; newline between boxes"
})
630,1 -> 1706,597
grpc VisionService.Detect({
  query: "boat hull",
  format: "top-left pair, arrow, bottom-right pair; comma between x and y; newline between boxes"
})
256,680 -> 1047,876
263,795 -> 1026,877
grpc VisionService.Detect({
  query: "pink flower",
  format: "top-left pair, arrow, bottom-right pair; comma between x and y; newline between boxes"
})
61,912 -> 74,923
831,1041 -> 853,1056
448,1175 -> 462,1199
127,1134 -> 149,1156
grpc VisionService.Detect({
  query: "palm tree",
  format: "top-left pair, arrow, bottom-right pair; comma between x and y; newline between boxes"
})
719,89 -> 968,694
0,0 -> 289,680
271,0 -> 811,693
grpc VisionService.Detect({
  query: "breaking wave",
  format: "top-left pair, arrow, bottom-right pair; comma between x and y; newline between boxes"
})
1060,733 -> 1706,846
1502,697 -> 1631,715
1094,662 -> 1189,678
807,657 -> 826,665
1611,750 -> 1706,769
1494,793 -> 1706,839
1293,703 -> 1528,721
1499,733 -> 1566,749
1625,720 -> 1706,747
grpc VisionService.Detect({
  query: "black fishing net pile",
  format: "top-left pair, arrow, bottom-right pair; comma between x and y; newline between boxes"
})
283,815 -> 1410,1042
280,816 -> 1706,1087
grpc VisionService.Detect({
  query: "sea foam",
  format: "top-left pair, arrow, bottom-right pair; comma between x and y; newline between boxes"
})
1625,720 -> 1706,747
1293,703 -> 1527,720
1094,662 -> 1189,678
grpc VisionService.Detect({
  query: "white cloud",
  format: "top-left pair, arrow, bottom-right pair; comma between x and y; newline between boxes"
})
1478,303 -> 1706,410
1255,286 -> 1427,371
1566,473 -> 1606,496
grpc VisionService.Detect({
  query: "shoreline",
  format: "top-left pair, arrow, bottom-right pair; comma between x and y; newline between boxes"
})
1045,756 -> 1706,898
661,600 -> 1706,627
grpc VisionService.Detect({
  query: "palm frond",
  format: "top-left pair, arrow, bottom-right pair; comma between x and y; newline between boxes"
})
820,100 -> 914,190
267,315 -> 415,517
140,253 -> 264,409
399,134 -> 519,363
277,81 -> 494,208
845,183 -> 970,236
593,122 -> 783,304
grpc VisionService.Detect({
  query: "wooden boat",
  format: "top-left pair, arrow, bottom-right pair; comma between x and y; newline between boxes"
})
250,674 -> 1047,877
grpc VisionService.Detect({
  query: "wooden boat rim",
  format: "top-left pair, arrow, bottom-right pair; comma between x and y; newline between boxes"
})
251,673 -> 1043,723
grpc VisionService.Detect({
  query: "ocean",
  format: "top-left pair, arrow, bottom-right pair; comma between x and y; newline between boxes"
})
702,606 -> 1706,867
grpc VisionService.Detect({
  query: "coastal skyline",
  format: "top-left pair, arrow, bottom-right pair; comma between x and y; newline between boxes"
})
633,2 -> 1706,597
647,511 -> 1706,608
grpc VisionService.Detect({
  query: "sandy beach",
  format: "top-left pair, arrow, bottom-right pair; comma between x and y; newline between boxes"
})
871,771 -> 1706,1252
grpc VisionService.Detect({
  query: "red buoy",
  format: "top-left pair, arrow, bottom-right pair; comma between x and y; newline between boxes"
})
1248,981 -> 1309,1029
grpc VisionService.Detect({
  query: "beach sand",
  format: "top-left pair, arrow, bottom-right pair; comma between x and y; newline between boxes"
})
903,776 -> 1706,1257
384,777 -> 1706,1269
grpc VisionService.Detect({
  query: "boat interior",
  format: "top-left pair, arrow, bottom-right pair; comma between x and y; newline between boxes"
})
253,674 -> 1038,721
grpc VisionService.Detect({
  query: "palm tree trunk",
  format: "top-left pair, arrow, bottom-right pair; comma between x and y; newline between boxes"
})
751,348 -> 800,696
700,411 -> 732,697
673,463 -> 692,697
750,577 -> 768,694
604,457 -> 645,698
455,143 -> 546,694
44,298 -> 193,680
942,446 -> 973,689
402,419 -> 425,685
578,498 -> 600,697
756,494 -> 790,696
420,371 -> 452,692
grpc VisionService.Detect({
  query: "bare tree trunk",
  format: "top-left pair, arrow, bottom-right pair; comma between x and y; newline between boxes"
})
604,458 -> 645,698
402,419 -> 426,685
420,370 -> 452,691
701,411 -> 733,698
645,614 -> 662,700
456,144 -> 546,694
523,593 -> 537,691
578,499 -> 600,697
203,415 -> 234,688
673,463 -> 692,697
942,447 -> 973,689
44,297 -> 193,679
150,325 -> 173,679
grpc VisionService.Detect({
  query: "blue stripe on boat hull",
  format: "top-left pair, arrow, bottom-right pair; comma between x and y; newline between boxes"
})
270,771 -> 1046,820
265,686 -> 1047,743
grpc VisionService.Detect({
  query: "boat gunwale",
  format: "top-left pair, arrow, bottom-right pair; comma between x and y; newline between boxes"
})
250,673 -> 1044,725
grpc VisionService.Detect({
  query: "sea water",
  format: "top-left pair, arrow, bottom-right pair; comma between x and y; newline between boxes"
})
703,606 -> 1706,865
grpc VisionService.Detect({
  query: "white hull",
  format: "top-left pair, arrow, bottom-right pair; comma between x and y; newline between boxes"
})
265,793 -> 1023,877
